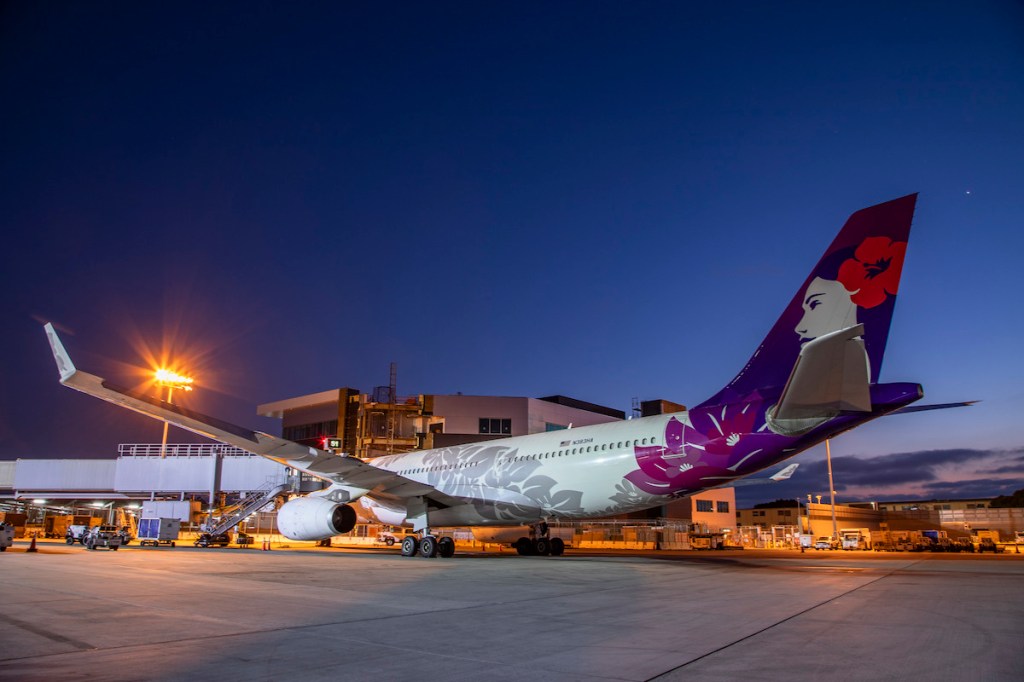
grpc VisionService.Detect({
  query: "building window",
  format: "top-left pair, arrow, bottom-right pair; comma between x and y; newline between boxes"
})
717,501 -> 730,513
545,422 -> 567,432
479,418 -> 511,435
284,419 -> 338,442
696,500 -> 713,512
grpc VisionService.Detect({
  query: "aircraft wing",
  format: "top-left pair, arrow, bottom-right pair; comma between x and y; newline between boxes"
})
43,323 -> 462,505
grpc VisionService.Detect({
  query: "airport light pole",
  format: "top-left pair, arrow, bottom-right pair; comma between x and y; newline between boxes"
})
826,439 -> 839,545
805,493 -> 813,539
156,368 -> 194,458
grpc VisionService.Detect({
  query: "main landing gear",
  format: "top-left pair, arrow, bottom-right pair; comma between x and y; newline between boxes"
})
400,533 -> 456,559
515,522 -> 565,556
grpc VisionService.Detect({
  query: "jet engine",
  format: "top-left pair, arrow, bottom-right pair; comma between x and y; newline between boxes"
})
276,496 -> 357,541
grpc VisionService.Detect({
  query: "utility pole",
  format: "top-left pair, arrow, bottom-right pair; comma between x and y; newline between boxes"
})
826,439 -> 839,544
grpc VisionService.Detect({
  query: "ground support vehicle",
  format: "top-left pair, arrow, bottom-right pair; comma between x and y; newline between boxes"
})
814,537 -> 834,550
83,525 -> 122,550
377,532 -> 398,546
688,533 -> 725,550
841,529 -> 871,550
137,517 -> 180,547
194,532 -> 231,548
65,524 -> 94,545
0,522 -> 14,551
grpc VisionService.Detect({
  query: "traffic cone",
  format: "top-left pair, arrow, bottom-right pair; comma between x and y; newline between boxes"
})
27,533 -> 38,553
261,539 -> 267,551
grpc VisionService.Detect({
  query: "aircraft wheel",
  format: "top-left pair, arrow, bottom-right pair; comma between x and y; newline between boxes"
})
401,535 -> 419,557
550,538 -> 565,556
438,537 -> 455,558
420,536 -> 438,558
534,537 -> 551,556
515,537 -> 534,556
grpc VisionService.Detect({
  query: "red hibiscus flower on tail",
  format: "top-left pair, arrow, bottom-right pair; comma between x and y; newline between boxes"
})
837,237 -> 907,309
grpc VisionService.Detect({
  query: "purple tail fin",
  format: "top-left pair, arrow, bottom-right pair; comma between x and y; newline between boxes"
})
700,194 -> 918,408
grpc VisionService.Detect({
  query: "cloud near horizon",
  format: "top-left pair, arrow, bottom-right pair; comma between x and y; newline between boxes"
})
736,446 -> 1024,507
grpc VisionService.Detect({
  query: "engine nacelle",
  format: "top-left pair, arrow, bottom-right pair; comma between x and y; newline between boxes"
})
276,497 -> 357,541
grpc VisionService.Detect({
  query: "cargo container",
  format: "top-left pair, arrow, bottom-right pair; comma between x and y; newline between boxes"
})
137,517 -> 180,547
44,515 -> 74,538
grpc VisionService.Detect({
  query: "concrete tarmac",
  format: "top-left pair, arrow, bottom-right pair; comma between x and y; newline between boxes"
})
1,540 -> 1022,681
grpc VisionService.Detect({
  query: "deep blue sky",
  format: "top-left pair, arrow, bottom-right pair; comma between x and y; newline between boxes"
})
2,2 -> 1022,505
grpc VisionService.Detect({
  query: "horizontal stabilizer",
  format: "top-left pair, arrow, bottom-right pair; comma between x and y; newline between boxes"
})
770,463 -> 799,481
890,400 -> 978,415
717,463 -> 800,488
773,324 -> 871,424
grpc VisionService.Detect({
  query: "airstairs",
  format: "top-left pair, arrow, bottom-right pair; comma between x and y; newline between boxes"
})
207,478 -> 291,537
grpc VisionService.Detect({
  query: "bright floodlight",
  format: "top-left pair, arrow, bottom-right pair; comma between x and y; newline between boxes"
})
155,368 -> 194,391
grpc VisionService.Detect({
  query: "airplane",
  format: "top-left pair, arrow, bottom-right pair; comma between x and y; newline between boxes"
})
45,194 -> 923,558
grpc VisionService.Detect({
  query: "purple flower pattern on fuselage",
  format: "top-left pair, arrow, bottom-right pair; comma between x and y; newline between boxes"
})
624,394 -> 795,496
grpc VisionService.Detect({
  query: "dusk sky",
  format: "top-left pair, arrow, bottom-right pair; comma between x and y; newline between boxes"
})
2,3 -> 1022,506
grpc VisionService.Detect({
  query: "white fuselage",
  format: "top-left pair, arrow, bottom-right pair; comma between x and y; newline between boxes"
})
351,411 -> 729,528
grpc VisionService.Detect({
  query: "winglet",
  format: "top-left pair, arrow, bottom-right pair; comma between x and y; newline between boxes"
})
43,323 -> 77,382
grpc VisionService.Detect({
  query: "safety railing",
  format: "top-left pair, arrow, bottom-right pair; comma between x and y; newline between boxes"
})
118,443 -> 256,457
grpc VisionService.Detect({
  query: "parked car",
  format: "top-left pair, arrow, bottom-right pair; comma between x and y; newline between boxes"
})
814,537 -> 833,550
